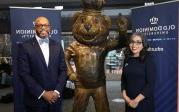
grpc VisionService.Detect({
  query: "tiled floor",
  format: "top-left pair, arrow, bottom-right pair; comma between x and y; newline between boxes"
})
0,81 -> 125,112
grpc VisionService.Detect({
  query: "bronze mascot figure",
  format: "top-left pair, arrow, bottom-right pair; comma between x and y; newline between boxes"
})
65,0 -> 128,112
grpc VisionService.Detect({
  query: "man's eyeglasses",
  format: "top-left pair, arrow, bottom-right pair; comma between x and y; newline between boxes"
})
129,40 -> 143,45
35,24 -> 50,28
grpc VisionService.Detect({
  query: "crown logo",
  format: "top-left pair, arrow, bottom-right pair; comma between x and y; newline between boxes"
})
150,17 -> 158,25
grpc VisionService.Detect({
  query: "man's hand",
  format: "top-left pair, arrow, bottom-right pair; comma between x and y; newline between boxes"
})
42,91 -> 57,104
52,91 -> 60,101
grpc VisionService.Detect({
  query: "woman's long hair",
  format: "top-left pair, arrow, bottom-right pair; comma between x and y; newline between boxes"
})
124,32 -> 150,62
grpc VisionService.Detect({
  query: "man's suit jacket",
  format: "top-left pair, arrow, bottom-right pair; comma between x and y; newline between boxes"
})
18,37 -> 67,107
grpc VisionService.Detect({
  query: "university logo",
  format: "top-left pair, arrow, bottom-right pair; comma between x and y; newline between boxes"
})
149,17 -> 158,25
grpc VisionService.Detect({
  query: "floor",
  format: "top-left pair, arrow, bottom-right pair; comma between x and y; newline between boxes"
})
0,81 -> 125,112
0,87 -> 13,112
63,81 -> 125,112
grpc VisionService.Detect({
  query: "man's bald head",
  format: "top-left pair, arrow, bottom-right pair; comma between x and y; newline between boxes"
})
34,16 -> 51,38
34,16 -> 50,26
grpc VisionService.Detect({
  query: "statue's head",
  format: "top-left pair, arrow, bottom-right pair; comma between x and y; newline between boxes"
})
82,0 -> 105,10
117,14 -> 129,35
72,12 -> 111,45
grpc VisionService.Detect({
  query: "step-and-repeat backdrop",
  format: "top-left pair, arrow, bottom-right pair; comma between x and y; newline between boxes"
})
132,1 -> 178,112
10,7 -> 62,112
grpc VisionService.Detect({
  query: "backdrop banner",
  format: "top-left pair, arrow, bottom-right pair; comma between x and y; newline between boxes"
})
10,7 -> 62,112
132,1 -> 178,112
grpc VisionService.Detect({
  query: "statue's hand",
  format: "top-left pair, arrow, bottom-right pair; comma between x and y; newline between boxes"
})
69,72 -> 77,81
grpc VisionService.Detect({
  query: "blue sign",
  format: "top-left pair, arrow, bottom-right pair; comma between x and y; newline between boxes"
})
10,7 -> 62,112
132,1 -> 178,112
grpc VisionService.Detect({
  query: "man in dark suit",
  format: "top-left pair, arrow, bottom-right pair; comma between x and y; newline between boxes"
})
18,16 -> 67,112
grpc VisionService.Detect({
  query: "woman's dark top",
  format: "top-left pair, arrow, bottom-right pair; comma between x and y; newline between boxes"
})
121,54 -> 155,112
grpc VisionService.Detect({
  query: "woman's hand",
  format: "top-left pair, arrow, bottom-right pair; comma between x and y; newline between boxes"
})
122,90 -> 132,104
129,100 -> 139,108
129,93 -> 145,108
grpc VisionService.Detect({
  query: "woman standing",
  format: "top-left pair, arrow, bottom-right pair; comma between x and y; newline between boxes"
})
121,32 -> 155,112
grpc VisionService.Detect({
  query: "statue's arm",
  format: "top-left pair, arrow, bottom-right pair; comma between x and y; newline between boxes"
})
106,14 -> 129,50
65,45 -> 77,81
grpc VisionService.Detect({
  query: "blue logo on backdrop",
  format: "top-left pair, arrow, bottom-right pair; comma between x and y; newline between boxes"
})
11,8 -> 62,43
135,15 -> 176,39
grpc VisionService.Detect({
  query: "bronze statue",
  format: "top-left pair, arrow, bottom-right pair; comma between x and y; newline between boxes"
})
65,1 -> 128,112
116,14 -> 129,48
82,0 -> 105,10
117,14 -> 129,35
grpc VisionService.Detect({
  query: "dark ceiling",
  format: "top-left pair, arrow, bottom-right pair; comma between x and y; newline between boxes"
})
0,0 -> 173,33
0,0 -> 172,9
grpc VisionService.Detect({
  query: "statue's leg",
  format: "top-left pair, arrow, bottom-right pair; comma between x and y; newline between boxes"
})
73,87 -> 90,112
92,85 -> 110,112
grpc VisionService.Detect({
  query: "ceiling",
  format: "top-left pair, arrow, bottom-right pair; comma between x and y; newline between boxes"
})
0,0 -> 173,33
0,0 -> 172,9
